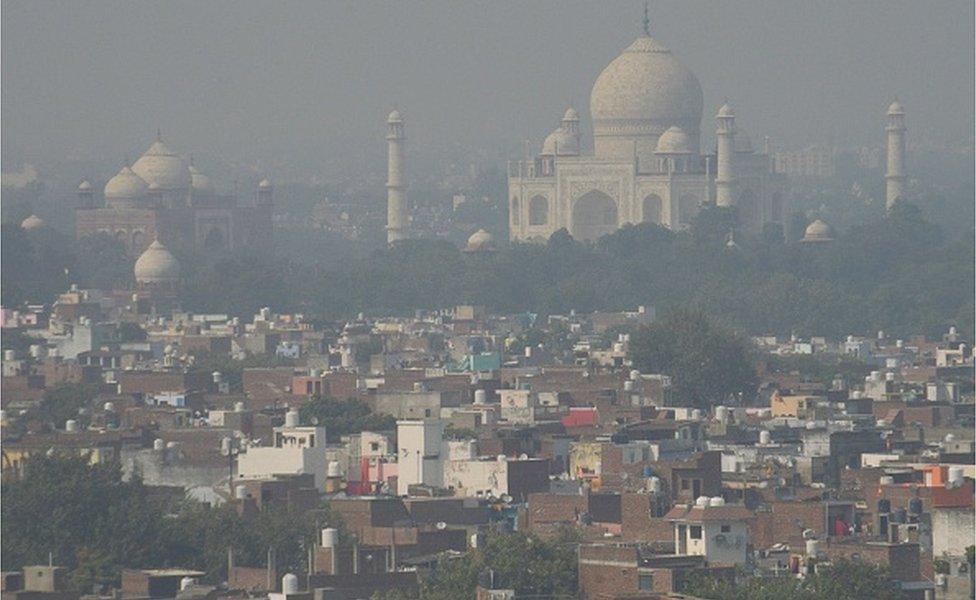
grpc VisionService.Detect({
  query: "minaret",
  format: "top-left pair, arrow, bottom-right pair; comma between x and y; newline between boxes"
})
386,110 -> 407,244
885,100 -> 906,210
77,180 -> 94,208
715,102 -> 736,207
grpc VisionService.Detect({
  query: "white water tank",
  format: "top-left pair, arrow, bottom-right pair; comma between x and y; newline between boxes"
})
629,370 -> 641,381
281,573 -> 299,595
695,496 -> 709,507
885,372 -> 895,382
715,406 -> 729,423
153,439 -> 165,451
284,409 -> 300,427
235,486 -> 248,500
690,409 -> 702,421
896,339 -> 903,348
709,497 -> 725,507
948,467 -> 964,486
805,539 -> 820,556
877,330 -> 885,340
759,430 -> 772,445
180,577 -> 196,591
879,476 -> 894,485
497,454 -> 507,462
613,342 -> 624,353
166,441 -> 180,450
29,345 -> 44,359
321,527 -> 338,548
104,402 -> 116,413
212,371 -> 222,384
646,477 -> 662,494
327,461 -> 342,478
65,420 -> 78,433
413,381 -> 425,392
474,389 -> 486,405
944,434 -> 956,443
624,380 -> 634,392
235,401 -> 245,412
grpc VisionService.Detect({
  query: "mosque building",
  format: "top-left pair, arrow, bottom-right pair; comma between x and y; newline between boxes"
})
75,134 -> 274,257
505,17 -> 788,243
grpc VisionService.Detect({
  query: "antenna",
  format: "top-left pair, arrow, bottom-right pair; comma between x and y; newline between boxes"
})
642,2 -> 650,36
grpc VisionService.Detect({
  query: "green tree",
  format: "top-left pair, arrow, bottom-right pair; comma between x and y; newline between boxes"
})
299,396 -> 396,437
629,309 -> 759,406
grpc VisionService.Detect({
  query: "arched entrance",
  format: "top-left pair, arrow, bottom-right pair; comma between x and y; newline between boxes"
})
529,195 -> 549,226
642,194 -> 663,225
571,190 -> 618,242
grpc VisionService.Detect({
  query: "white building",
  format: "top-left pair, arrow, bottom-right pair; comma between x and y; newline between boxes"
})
505,20 -> 787,242
666,498 -> 752,566
396,420 -> 444,495
237,412 -> 329,491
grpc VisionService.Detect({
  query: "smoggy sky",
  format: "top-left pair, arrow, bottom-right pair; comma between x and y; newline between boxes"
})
3,0 -> 973,182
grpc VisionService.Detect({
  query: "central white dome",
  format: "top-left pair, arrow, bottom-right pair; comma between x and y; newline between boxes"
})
131,139 -> 191,191
590,34 -> 703,161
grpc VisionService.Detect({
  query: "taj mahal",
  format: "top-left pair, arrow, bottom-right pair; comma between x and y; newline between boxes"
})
505,18 -> 788,242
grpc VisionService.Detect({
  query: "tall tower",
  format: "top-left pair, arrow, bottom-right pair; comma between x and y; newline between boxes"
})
715,102 -> 736,207
885,100 -> 906,210
77,180 -> 94,208
386,110 -> 407,244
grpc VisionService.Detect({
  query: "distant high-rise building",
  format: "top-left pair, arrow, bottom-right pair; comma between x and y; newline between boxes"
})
773,146 -> 837,179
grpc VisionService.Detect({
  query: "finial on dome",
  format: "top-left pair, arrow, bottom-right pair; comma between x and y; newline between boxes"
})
642,2 -> 650,36
156,128 -> 162,141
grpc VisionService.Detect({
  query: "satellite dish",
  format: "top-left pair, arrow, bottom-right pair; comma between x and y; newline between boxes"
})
436,522 -> 447,530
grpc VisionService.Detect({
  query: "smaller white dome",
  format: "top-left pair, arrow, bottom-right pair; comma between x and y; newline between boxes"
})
801,219 -> 834,243
655,126 -> 692,154
542,127 -> 579,156
258,178 -> 273,189
189,164 -> 214,194
134,239 -> 181,283
465,228 -> 496,253
562,107 -> 579,121
717,102 -> 735,118
21,214 -> 45,230
105,166 -> 149,200
887,100 -> 904,115
78,180 -> 92,191
387,110 -> 402,123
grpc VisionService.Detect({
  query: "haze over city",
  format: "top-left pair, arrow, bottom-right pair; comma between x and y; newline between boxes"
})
1,2 -> 974,600
3,0 -> 974,182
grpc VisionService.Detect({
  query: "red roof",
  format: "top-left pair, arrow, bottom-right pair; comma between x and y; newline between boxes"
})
562,407 -> 599,428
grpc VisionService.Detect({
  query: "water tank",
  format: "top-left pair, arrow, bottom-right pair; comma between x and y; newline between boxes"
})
613,342 -> 624,353
221,437 -> 233,455
801,528 -> 816,540
413,381 -> 425,392
29,345 -> 44,358
879,476 -> 894,486
166,441 -> 180,450
624,380 -> 634,392
524,346 -> 532,358
805,539 -> 820,556
65,419 -> 78,433
805,421 -> 817,430
715,406 -> 729,423
646,477 -> 662,494
321,528 -> 338,548
948,466 -> 964,486
153,438 -> 165,452
851,391 -> 862,400
4,349 -> 16,361
284,410 -> 300,428
629,370 -> 641,381
896,339 -> 903,348
180,577 -> 196,591
212,371 -> 222,384
234,402 -> 246,412
690,409 -> 702,421
709,497 -> 725,507
497,454 -> 507,462
759,430 -> 772,445
877,499 -> 891,513
885,372 -> 895,382
695,496 -> 709,507
944,434 -> 956,443
327,461 -> 342,478
474,389 -> 487,405
235,486 -> 247,500
281,573 -> 299,595
877,330 -> 885,340
103,402 -> 116,413
908,498 -> 922,515
847,335 -> 855,343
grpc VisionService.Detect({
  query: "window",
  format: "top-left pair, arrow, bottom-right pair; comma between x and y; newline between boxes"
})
424,409 -> 432,417
690,525 -> 702,540
638,574 -> 653,591
721,525 -> 731,533
681,479 -> 690,490
370,442 -> 380,452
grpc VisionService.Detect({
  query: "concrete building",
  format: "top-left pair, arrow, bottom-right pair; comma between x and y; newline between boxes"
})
237,412 -> 329,491
666,498 -> 752,566
396,420 -> 444,495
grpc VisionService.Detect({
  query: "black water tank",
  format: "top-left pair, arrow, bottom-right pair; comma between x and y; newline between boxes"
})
908,498 -> 923,515
891,508 -> 907,524
877,499 -> 891,513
